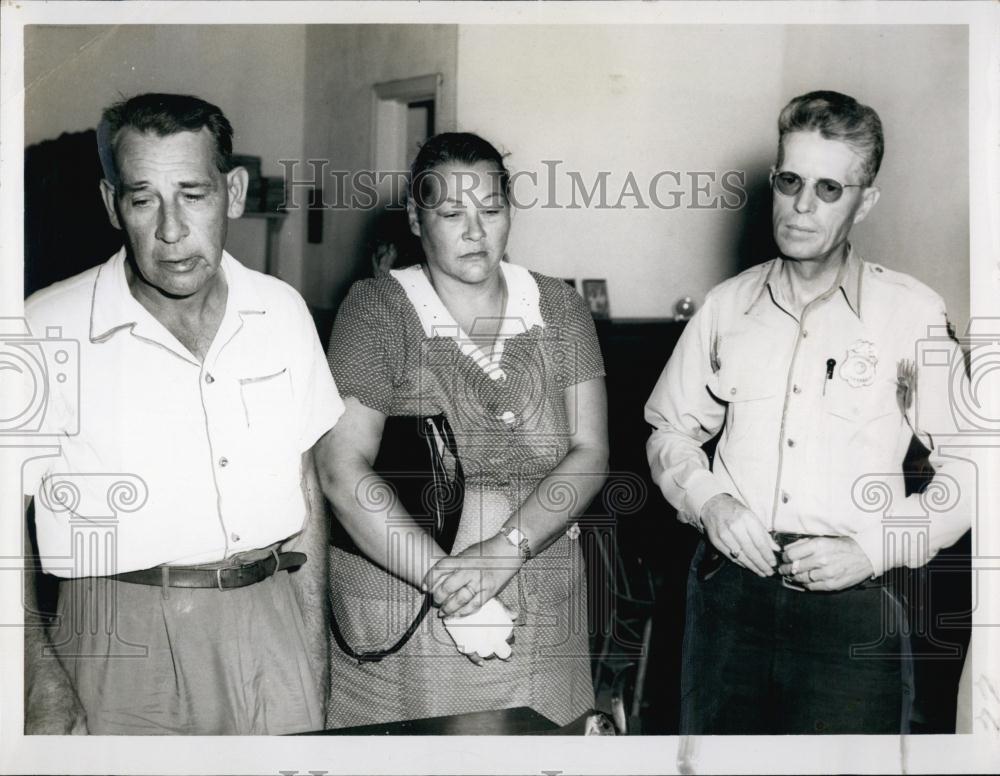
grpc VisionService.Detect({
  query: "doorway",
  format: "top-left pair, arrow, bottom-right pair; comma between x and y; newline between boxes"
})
372,73 -> 440,183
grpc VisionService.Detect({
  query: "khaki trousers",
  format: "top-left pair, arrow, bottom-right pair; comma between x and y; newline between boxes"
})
51,571 -> 322,735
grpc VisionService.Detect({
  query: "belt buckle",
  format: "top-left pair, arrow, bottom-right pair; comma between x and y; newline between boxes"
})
773,531 -> 807,592
216,567 -> 225,592
781,576 -> 807,592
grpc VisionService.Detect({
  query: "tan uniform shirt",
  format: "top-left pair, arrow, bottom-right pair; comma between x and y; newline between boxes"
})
645,249 -> 971,576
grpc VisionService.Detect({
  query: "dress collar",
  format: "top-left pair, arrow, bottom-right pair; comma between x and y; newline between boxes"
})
390,261 -> 544,381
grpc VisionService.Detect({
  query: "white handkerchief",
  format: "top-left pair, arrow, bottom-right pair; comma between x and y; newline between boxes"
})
442,598 -> 516,660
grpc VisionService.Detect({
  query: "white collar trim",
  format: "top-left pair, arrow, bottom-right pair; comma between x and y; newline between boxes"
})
390,262 -> 544,381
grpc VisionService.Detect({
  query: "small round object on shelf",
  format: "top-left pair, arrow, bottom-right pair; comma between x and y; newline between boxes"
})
674,296 -> 697,320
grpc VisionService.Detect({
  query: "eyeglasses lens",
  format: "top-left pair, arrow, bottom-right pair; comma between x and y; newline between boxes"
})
774,172 -> 802,196
773,171 -> 845,203
815,179 -> 844,203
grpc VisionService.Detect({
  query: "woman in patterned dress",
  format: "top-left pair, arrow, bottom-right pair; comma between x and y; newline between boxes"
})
315,133 -> 608,728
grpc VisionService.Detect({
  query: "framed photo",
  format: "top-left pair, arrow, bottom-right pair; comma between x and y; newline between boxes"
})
581,278 -> 610,319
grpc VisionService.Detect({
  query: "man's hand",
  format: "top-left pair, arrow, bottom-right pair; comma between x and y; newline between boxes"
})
25,674 -> 88,734
23,497 -> 87,735
289,449 -> 331,705
422,534 -> 523,618
700,493 -> 779,577
777,536 -> 875,591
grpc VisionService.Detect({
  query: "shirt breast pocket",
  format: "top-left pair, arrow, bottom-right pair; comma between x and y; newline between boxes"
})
823,374 -> 902,443
239,368 -> 293,433
714,365 -> 779,447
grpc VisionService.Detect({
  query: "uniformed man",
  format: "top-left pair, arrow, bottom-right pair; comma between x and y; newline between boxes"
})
645,90 -> 970,734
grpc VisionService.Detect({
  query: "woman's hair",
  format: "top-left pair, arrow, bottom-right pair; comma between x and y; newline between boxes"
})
408,132 -> 511,212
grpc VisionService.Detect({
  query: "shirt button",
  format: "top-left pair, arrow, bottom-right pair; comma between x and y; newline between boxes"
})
231,532 -> 240,542
497,411 -> 517,426
219,457 -> 229,467
730,387 -> 738,396
787,439 -> 796,448
792,385 -> 801,394
801,330 -> 809,339
205,373 -> 215,384
781,491 -> 790,504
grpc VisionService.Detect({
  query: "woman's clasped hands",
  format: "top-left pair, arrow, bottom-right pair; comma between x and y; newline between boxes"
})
421,534 -> 524,664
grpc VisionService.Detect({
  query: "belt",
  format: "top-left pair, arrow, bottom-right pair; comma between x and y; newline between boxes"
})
111,551 -> 306,590
770,532 -> 889,590
698,534 -> 889,591
771,531 -> 833,548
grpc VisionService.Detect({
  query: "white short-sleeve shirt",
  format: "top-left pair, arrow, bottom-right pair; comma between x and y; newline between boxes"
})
22,248 -> 345,577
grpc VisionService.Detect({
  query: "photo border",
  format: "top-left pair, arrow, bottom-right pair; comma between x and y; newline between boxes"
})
1,2 -> 997,774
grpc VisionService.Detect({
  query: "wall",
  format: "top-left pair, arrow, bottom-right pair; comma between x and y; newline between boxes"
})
26,24 -> 968,328
780,26 -> 968,329
301,24 -> 458,309
456,25 -> 970,331
24,25 -> 308,289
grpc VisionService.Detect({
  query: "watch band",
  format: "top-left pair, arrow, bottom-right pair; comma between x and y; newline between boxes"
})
498,525 -> 532,562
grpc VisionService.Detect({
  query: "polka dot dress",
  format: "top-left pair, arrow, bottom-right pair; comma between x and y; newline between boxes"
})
324,263 -> 605,728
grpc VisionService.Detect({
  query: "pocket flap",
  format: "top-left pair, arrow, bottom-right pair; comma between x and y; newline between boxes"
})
714,365 -> 778,403
709,328 -> 781,402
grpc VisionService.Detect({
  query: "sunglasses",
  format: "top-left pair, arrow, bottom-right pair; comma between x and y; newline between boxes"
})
770,169 -> 867,204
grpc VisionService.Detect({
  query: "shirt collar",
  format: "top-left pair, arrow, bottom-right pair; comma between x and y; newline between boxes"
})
89,248 -> 266,344
744,245 -> 864,319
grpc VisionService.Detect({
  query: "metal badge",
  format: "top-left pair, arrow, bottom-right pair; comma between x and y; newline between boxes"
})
839,339 -> 878,387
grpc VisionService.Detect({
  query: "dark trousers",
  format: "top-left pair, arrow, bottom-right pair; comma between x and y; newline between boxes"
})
680,541 -> 913,735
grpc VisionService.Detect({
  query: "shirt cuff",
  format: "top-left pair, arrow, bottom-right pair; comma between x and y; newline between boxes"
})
851,526 -> 886,577
681,469 -> 730,527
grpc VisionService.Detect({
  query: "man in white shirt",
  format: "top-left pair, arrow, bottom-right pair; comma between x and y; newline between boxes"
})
645,91 -> 970,733
22,93 -> 344,734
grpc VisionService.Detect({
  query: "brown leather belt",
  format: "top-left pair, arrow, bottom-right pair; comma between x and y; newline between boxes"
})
112,551 -> 306,590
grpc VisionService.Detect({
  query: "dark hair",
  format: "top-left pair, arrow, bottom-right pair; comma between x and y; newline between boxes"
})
97,93 -> 234,183
776,90 -> 884,185
408,132 -> 510,212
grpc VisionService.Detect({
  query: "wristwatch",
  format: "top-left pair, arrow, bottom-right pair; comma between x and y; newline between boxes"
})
498,525 -> 532,563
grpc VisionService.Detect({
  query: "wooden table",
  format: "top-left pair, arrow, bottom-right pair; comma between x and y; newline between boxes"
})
302,706 -> 560,735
